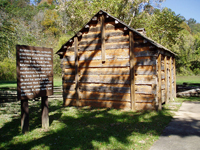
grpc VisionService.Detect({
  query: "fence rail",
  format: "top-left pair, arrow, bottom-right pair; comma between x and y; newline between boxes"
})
0,87 -> 63,103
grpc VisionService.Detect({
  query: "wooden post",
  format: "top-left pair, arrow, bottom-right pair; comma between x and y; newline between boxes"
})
21,99 -> 29,133
173,57 -> 176,98
169,57 -> 173,101
41,96 -> 49,129
74,37 -> 80,106
100,15 -> 106,62
164,56 -> 169,103
129,31 -> 136,111
158,54 -> 162,110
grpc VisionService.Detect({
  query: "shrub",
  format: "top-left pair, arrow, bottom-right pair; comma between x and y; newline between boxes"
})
0,58 -> 16,81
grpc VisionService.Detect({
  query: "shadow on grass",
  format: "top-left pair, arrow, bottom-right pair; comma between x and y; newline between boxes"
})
0,100 -> 173,150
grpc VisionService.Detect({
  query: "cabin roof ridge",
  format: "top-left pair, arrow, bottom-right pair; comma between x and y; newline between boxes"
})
56,9 -> 176,57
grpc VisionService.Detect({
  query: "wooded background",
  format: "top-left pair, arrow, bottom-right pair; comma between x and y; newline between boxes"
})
0,0 -> 200,81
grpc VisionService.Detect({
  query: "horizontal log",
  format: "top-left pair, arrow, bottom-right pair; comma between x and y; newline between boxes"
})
63,75 -> 75,81
67,42 -> 130,51
79,85 -> 130,93
135,75 -> 157,84
134,50 -> 158,57
63,87 -> 155,102
64,49 -> 130,62
135,94 -> 155,102
63,84 -> 75,91
135,102 -> 155,110
80,31 -> 128,41
79,67 -> 130,75
136,58 -> 156,66
134,42 -> 152,48
79,49 -> 129,61
79,74 -> 130,84
135,85 -> 156,94
78,59 -> 130,68
135,70 -> 156,75
79,91 -> 130,101
134,46 -> 156,52
79,39 -> 101,46
63,59 -> 130,68
135,65 -> 156,75
62,74 -> 157,85
63,98 -> 131,110
64,67 -> 130,75
63,83 -> 130,91
63,58 -> 157,68
79,36 -> 129,46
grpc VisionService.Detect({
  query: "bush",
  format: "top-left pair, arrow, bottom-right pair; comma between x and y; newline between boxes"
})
0,58 -> 16,81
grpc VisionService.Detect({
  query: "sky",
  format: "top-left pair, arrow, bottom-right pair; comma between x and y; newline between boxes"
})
161,0 -> 200,23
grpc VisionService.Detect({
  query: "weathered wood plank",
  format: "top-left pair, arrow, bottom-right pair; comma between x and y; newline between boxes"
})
135,85 -> 156,94
164,56 -> 169,103
134,50 -> 158,57
134,46 -> 155,52
41,96 -> 49,129
63,59 -> 130,68
100,15 -> 106,62
64,49 -> 130,62
63,98 -> 131,110
135,102 -> 155,110
63,74 -> 156,85
169,57 -> 173,101
64,66 -> 157,76
78,36 -> 129,46
79,67 -> 130,75
173,57 -> 176,98
80,91 -> 131,101
79,85 -> 130,93
129,31 -> 136,111
74,37 -> 79,106
80,31 -> 128,41
135,70 -> 156,75
79,74 -> 130,84
70,42 -> 129,51
21,99 -> 29,133
136,57 -> 157,66
135,94 -> 155,102
79,59 -> 130,68
157,54 -> 162,110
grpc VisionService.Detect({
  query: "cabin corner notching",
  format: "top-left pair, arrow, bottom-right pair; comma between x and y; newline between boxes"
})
56,10 -> 176,111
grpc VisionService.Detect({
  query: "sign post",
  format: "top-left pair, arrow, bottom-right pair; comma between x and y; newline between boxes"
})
16,45 -> 53,132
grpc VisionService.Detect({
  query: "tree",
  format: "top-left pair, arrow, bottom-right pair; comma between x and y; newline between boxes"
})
144,8 -> 183,48
58,0 -> 166,33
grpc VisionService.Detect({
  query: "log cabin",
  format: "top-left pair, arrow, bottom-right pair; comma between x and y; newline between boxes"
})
56,10 -> 176,111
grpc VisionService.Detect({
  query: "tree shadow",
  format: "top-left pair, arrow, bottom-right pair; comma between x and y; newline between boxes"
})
0,104 -> 173,149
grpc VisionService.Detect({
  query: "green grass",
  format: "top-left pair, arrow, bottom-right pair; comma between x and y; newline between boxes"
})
0,98 -> 176,150
176,76 -> 200,85
0,75 -> 199,88
0,77 -> 62,88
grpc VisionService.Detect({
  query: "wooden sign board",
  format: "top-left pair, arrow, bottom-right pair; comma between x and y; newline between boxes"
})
16,45 -> 53,100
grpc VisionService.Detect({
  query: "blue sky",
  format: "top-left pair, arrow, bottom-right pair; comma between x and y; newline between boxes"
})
161,0 -> 200,23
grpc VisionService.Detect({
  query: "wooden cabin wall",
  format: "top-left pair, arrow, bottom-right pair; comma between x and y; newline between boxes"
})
60,14 -> 176,111
133,34 -> 158,110
156,54 -> 176,108
62,16 -> 131,110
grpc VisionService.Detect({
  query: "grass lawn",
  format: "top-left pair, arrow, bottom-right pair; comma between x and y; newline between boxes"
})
0,76 -> 62,88
1,76 -> 199,88
0,98 -> 178,150
176,76 -> 200,85
0,76 -> 199,149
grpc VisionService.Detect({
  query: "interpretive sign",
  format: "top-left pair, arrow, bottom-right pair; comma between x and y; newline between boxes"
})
16,45 -> 53,100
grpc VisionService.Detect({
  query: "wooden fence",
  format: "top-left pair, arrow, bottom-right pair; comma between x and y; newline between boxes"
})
0,87 -> 63,103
